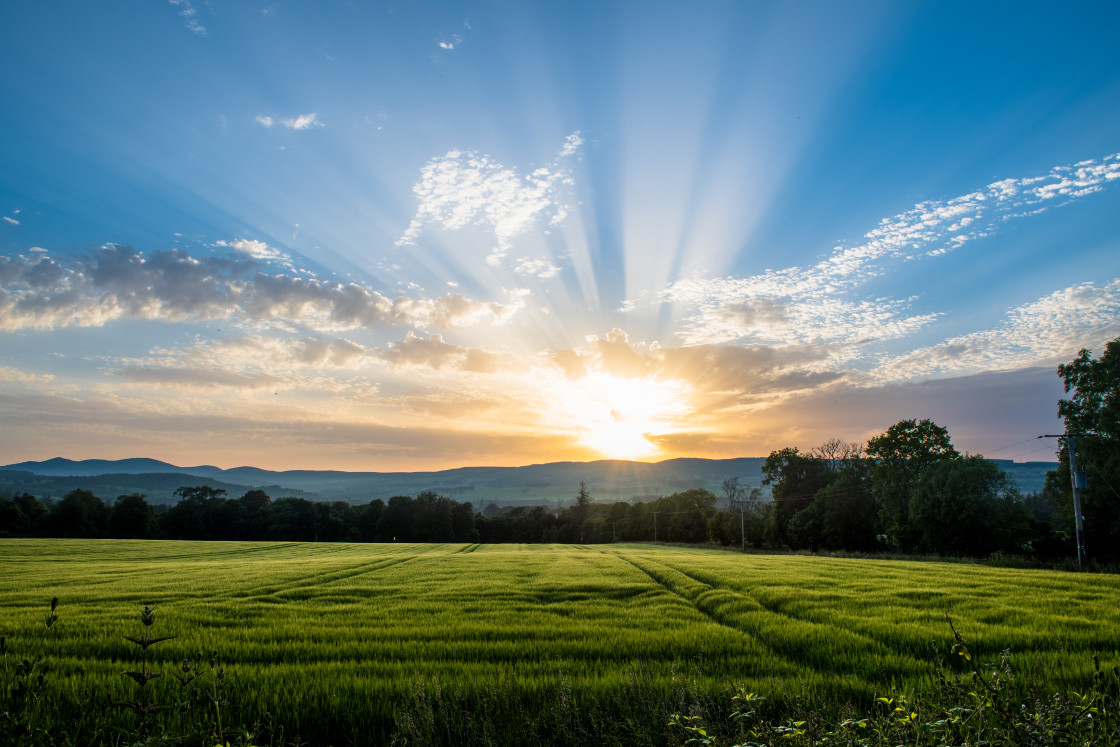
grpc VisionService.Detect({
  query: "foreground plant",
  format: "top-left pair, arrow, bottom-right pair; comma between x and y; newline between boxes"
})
666,618 -> 1120,747
0,597 -> 60,746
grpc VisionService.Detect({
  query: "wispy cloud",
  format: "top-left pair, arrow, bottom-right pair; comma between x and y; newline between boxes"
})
872,279 -> 1120,382
168,0 -> 206,36
397,132 -> 583,266
663,153 -> 1120,346
254,113 -> 322,130
2,216 -> 18,226
0,246 -> 525,333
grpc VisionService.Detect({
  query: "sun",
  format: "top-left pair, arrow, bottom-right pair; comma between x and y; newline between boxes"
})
550,372 -> 691,461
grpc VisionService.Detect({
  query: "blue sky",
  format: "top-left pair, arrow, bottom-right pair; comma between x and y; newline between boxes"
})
1,1 -> 1118,470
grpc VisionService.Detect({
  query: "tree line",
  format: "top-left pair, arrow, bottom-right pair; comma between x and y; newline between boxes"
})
2,340 -> 1116,560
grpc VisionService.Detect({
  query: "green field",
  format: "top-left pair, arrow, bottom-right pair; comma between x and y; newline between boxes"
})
2,540 -> 1118,745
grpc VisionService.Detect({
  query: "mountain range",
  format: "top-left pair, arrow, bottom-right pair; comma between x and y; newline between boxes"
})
0,456 -> 1058,507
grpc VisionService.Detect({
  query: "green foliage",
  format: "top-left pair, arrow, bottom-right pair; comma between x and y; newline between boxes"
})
1050,338 -> 1120,560
909,456 -> 1030,556
866,419 -> 960,550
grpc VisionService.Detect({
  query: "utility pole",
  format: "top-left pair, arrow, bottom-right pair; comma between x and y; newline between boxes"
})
1044,434 -> 1089,565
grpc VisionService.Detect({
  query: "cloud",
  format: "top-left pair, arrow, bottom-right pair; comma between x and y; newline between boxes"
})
0,364 -> 52,384
111,334 -> 377,393
438,34 -> 463,50
216,238 -> 286,261
118,367 -> 283,389
872,279 -> 1120,382
664,152 -> 1120,346
3,216 -> 18,226
376,332 -> 504,374
255,113 -> 322,130
514,258 -> 561,279
0,246 -> 525,333
282,113 -> 322,130
168,0 -> 206,36
397,132 -> 582,265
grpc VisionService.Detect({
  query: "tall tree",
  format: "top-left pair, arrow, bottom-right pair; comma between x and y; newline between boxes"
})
910,455 -> 1028,556
51,489 -> 109,538
866,419 -> 960,550
110,493 -> 157,539
760,447 -> 832,544
1048,338 -> 1120,559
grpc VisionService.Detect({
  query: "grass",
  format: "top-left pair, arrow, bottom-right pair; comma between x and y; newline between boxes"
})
1,539 -> 1118,744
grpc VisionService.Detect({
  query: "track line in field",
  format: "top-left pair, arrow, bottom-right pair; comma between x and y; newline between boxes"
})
606,550 -> 924,683
601,552 -> 803,673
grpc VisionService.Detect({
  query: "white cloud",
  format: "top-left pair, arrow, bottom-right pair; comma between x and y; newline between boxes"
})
0,246 -> 525,333
255,115 -> 274,128
438,34 -> 463,50
872,279 -> 1120,382
217,238 -> 285,261
514,258 -> 561,279
282,113 -> 322,130
2,217 -> 18,226
663,152 -> 1120,346
168,0 -> 206,36
0,364 -> 52,384
397,132 -> 582,265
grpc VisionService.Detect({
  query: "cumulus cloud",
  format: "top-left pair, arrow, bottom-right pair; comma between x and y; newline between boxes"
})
0,364 -> 52,384
217,238 -> 286,261
0,246 -> 525,333
376,332 -> 504,374
548,327 -> 840,407
397,132 -> 582,265
665,152 -> 1120,346
255,115 -> 274,128
282,113 -> 322,130
514,258 -> 561,279
873,279 -> 1120,382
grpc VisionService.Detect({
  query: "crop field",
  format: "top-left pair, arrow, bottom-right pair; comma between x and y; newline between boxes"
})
2,539 -> 1119,744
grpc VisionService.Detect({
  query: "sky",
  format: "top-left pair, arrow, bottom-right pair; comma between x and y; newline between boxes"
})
1,1 -> 1119,472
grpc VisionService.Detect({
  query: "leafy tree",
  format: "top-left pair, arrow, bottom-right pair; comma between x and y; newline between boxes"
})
238,489 -> 272,540
267,497 -> 319,541
656,488 -> 717,543
355,499 -> 385,541
377,495 -> 415,541
51,489 -> 109,538
866,419 -> 960,550
15,493 -> 49,534
110,493 -> 157,538
161,485 -> 228,540
910,455 -> 1028,556
760,447 -> 832,544
0,496 -> 26,537
1047,338 -> 1120,559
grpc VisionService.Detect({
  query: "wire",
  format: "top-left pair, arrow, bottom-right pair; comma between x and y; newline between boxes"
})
974,436 -> 1055,459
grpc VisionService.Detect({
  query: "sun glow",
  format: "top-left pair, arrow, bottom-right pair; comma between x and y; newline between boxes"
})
551,372 -> 692,461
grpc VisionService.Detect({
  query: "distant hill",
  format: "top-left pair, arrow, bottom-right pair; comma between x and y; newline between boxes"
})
0,456 -> 1057,506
